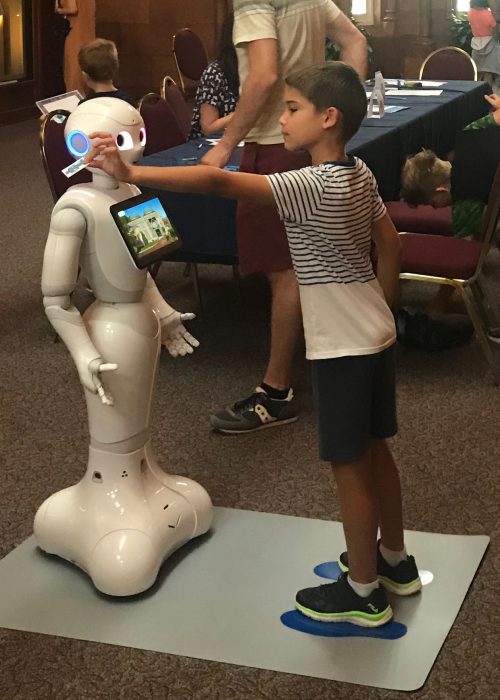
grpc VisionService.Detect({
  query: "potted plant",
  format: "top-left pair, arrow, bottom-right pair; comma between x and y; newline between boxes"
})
449,11 -> 473,55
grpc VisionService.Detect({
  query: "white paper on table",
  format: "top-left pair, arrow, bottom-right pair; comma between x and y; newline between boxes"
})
204,138 -> 245,146
385,89 -> 443,96
420,81 -> 445,87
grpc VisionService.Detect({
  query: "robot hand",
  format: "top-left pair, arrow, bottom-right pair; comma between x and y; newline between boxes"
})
160,311 -> 200,357
87,358 -> 118,405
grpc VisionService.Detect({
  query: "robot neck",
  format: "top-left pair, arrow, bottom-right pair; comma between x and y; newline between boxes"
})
92,170 -> 120,190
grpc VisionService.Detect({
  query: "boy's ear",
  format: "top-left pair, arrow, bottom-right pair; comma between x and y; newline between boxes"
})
323,106 -> 341,130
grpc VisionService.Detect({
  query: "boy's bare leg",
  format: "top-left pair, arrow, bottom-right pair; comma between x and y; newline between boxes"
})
262,269 -> 303,389
332,449 -> 379,584
371,438 -> 405,552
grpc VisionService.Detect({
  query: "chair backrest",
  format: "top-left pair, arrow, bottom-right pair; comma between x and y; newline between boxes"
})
39,110 -> 92,202
419,46 -> 478,81
137,93 -> 187,156
161,75 -> 192,139
172,28 -> 209,92
474,164 -> 500,279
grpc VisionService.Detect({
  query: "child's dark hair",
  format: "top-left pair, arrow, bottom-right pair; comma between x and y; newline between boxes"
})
78,38 -> 119,82
216,13 -> 239,96
285,62 -> 367,142
470,0 -> 490,8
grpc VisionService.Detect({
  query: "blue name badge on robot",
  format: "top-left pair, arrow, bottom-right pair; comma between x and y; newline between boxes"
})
110,194 -> 182,269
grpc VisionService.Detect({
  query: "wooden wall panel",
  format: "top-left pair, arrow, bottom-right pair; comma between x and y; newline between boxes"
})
96,0 -> 221,100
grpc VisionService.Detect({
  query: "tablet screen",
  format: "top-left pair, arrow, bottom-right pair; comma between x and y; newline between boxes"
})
111,194 -> 181,268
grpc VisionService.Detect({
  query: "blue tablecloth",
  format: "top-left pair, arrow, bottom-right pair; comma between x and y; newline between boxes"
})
140,80 -> 490,262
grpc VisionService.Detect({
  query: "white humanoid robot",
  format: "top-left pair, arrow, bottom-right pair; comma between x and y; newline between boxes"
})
34,97 -> 213,596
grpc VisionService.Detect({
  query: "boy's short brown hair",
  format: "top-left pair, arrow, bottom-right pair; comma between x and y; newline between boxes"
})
400,150 -> 450,206
285,61 -> 367,142
78,38 -> 119,82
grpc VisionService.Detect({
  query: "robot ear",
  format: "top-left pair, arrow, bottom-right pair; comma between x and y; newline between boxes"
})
66,130 -> 91,158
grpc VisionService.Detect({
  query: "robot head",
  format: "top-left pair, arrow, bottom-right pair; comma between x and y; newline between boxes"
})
65,97 -> 147,169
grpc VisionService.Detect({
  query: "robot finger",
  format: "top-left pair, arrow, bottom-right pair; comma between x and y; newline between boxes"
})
182,331 -> 200,348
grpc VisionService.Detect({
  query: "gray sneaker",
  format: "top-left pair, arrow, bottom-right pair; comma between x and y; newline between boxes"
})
210,387 -> 298,434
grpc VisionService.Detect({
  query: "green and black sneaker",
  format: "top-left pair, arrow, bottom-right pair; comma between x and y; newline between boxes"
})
295,573 -> 393,627
338,543 -> 422,596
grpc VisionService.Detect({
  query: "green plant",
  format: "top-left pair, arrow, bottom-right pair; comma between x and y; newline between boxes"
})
449,12 -> 473,55
325,18 -> 374,64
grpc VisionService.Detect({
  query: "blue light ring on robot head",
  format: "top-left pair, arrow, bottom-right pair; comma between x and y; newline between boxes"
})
66,130 -> 91,158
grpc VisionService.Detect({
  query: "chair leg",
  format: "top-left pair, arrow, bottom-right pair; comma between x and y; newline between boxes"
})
470,277 -> 500,329
459,286 -> 500,385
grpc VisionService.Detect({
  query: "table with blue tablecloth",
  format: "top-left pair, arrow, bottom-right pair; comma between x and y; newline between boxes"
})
140,80 -> 491,263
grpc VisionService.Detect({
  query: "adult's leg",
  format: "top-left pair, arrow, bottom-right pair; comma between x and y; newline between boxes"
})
262,269 -> 302,389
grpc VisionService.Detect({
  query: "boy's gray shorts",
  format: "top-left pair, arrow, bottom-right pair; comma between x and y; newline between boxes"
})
311,345 -> 397,464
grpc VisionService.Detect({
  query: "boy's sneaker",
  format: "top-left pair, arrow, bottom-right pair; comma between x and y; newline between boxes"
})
209,386 -> 298,434
295,573 -> 393,627
338,543 -> 422,596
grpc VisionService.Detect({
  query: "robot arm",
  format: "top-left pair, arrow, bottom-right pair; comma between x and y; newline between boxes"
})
143,273 -> 200,357
42,208 -> 116,399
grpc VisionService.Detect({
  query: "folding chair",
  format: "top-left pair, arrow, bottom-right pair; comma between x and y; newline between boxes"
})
137,93 -> 187,156
419,46 -> 478,81
172,28 -> 208,99
161,75 -> 192,139
399,165 -> 500,381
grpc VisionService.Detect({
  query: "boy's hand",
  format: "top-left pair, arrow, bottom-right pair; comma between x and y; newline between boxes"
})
85,132 -> 133,181
485,93 -> 500,124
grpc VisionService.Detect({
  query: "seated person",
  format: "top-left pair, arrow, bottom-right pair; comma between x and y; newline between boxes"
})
78,38 -> 136,107
468,0 -> 500,88
400,93 -> 500,324
188,13 -> 239,140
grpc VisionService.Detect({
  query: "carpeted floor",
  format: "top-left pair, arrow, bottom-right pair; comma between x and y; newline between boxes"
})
1,118 -> 499,700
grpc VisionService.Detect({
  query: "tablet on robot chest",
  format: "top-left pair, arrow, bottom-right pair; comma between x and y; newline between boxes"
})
110,193 -> 182,269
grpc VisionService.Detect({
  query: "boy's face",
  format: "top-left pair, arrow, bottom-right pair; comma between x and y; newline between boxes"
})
279,86 -> 328,152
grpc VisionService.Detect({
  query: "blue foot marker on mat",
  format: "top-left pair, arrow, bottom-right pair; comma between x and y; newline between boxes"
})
313,561 -> 342,580
281,610 -> 407,639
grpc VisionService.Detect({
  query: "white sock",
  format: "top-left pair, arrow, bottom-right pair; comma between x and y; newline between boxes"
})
379,542 -> 407,567
347,575 -> 379,598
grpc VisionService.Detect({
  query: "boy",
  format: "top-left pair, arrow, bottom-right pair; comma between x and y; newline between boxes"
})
400,93 -> 500,325
87,61 -> 421,627
78,38 -> 135,107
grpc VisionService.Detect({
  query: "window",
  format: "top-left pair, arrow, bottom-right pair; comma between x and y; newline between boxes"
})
455,0 -> 470,11
351,0 -> 374,27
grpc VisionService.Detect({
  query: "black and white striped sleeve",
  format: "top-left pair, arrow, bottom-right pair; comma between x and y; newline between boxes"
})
266,168 -> 325,224
370,170 -> 387,222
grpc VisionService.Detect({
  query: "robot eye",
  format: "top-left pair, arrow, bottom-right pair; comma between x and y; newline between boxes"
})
116,131 -> 134,151
139,128 -> 147,146
66,130 -> 90,158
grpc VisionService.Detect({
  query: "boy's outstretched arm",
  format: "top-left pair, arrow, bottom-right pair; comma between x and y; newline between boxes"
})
371,213 -> 401,308
85,132 -> 276,205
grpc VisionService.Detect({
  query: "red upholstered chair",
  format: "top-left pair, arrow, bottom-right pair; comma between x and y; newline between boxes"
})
399,165 -> 500,380
161,75 -> 192,139
385,201 -> 453,236
137,93 -> 187,156
39,110 -> 92,202
419,46 -> 478,81
172,28 -> 209,98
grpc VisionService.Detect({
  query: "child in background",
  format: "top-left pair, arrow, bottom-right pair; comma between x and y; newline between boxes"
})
78,38 -> 135,107
87,61 -> 422,627
468,0 -> 500,88
188,14 -> 239,140
400,93 -> 500,322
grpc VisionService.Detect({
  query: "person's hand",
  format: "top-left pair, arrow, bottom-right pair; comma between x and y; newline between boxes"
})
485,93 -> 500,125
85,132 -> 133,182
160,311 -> 200,357
201,142 -> 233,169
